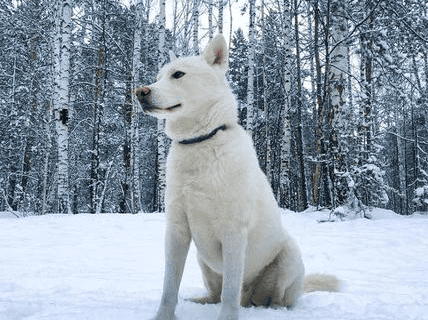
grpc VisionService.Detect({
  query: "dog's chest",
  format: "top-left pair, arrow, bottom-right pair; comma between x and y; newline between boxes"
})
166,143 -> 248,227
168,144 -> 224,193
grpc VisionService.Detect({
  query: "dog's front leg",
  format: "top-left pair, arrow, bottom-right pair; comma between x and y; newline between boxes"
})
152,221 -> 191,320
218,231 -> 248,320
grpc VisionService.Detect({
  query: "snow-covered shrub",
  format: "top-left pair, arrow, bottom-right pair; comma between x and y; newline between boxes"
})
328,159 -> 388,221
353,162 -> 389,208
413,186 -> 428,212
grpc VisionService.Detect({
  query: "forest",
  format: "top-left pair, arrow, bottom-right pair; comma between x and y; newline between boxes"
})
0,0 -> 427,217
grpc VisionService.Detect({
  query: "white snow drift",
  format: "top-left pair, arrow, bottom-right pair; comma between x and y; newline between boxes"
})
0,209 -> 427,320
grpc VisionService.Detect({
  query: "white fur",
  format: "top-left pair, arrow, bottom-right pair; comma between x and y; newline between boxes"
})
138,35 -> 340,320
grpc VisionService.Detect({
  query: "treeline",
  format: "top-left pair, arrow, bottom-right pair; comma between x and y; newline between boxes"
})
0,0 -> 427,216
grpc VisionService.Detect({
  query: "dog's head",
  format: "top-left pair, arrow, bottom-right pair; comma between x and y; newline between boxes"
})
135,35 -> 230,121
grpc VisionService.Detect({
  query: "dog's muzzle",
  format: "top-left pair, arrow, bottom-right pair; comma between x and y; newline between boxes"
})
135,86 -> 182,113
135,86 -> 154,112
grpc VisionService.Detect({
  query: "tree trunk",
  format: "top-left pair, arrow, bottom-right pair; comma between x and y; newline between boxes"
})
192,0 -> 199,55
228,0 -> 233,45
279,0 -> 293,209
130,0 -> 144,213
55,0 -> 72,214
311,0 -> 331,208
122,71 -> 133,213
328,0 -> 349,208
391,125 -> 402,214
6,55 -> 18,211
42,102 -> 52,215
361,6 -> 373,162
261,0 -> 269,181
307,0 -> 316,206
19,36 -> 39,212
358,0 -> 374,205
172,0 -> 178,48
91,0 -> 107,214
397,101 -> 406,214
293,0 -> 308,212
246,0 -> 256,134
208,0 -> 214,40
156,0 -> 167,212
218,0 -> 224,34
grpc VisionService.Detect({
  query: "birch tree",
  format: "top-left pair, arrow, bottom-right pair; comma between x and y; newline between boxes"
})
130,0 -> 144,213
20,37 -> 36,212
261,0 -> 269,178
279,0 -> 293,208
192,0 -> 199,55
292,0 -> 308,211
172,0 -> 178,47
218,0 -> 224,34
208,0 -> 214,40
358,13 -> 371,206
327,0 -> 349,208
246,0 -> 256,134
122,59 -> 133,213
311,0 -> 330,208
54,0 -> 72,214
156,0 -> 167,212
358,0 -> 374,169
90,0 -> 107,214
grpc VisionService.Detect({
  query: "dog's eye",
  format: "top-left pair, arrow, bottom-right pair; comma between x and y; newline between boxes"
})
172,71 -> 185,79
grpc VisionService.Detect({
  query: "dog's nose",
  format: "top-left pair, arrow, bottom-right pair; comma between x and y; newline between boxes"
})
135,86 -> 153,111
136,86 -> 150,99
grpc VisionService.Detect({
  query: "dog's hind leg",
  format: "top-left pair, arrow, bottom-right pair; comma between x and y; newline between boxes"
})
242,255 -> 280,307
282,271 -> 305,307
190,255 -> 222,304
275,244 -> 305,308
246,243 -> 305,308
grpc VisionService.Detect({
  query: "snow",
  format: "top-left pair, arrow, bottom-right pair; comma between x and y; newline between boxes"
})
0,209 -> 427,320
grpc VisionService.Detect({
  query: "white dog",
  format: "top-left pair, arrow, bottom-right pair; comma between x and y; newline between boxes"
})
136,35 -> 340,320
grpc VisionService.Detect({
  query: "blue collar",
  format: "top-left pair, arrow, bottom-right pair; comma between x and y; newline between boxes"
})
179,125 -> 227,145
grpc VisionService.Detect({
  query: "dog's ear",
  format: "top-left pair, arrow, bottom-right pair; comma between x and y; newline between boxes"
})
202,34 -> 228,71
169,50 -> 177,62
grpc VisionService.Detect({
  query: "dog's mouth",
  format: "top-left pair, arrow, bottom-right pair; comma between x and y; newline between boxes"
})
143,103 -> 182,113
143,103 -> 181,112
165,103 -> 181,111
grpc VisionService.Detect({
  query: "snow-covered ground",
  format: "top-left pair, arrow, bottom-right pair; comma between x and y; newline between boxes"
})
0,208 -> 427,320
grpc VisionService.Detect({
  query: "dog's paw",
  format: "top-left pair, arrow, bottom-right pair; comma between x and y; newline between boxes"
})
150,308 -> 177,320
217,310 -> 239,320
187,296 -> 221,305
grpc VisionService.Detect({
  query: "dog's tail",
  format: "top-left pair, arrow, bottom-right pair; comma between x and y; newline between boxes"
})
304,273 -> 342,293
